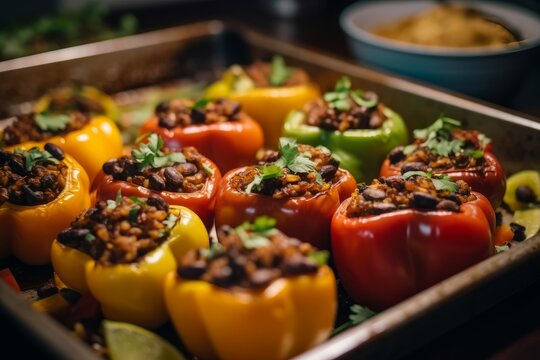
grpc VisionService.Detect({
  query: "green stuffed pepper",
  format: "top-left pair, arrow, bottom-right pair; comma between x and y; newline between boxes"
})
283,76 -> 408,181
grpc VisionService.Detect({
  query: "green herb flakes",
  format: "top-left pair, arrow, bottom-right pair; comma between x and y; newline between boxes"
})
35,113 -> 71,132
269,55 -> 292,86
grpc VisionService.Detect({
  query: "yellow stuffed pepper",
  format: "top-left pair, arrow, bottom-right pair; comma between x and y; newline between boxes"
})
205,56 -> 320,149
2,111 -> 123,181
0,144 -> 90,265
164,216 -> 336,360
51,194 -> 208,329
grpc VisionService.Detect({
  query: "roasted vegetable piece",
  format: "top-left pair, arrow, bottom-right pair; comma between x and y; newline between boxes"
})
503,170 -> 540,211
165,217 -> 336,360
283,76 -> 408,181
205,56 -> 320,148
332,173 -> 495,310
51,195 -> 208,328
0,146 -> 90,264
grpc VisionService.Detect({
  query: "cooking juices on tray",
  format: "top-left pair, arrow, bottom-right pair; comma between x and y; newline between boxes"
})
332,173 -> 496,310
215,137 -> 356,249
165,217 -> 336,360
0,145 -> 90,264
283,76 -> 408,181
139,97 -> 264,174
93,133 -> 220,229
205,56 -> 320,148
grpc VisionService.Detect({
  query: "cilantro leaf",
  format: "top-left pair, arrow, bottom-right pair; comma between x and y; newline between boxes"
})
131,133 -> 186,170
307,250 -> 329,266
402,170 -> 459,192
350,89 -> 377,108
269,55 -> 292,86
129,205 -> 140,224
190,98 -> 210,110
35,113 -> 71,132
84,233 -> 96,242
14,147 -> 59,172
332,304 -> 376,336
107,189 -> 123,210
253,216 -> 277,233
245,164 -> 282,193
234,216 -> 279,249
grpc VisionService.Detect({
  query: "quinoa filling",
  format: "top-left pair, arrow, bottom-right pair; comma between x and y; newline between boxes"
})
177,217 -> 328,289
0,144 -> 66,206
58,194 -> 177,265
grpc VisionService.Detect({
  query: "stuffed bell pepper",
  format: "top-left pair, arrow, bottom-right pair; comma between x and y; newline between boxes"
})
139,98 -> 264,174
205,56 -> 320,148
215,137 -> 356,249
51,194 -> 208,329
283,76 -> 408,181
380,116 -> 506,207
93,133 -> 220,229
165,217 -> 336,360
332,172 -> 495,310
0,144 -> 90,264
1,111 -> 123,181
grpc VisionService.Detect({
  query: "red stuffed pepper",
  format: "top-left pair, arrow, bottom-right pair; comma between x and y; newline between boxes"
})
93,133 -> 220,229
332,172 -> 495,310
380,116 -> 505,207
139,98 -> 264,174
215,138 -> 356,250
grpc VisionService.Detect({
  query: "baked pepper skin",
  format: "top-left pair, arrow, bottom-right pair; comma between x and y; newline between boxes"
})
331,192 -> 495,311
380,147 -> 506,207
51,206 -> 208,329
0,154 -> 90,265
92,158 -> 221,230
6,115 -> 123,181
205,79 -> 320,149
214,168 -> 356,250
164,265 -> 336,360
139,114 -> 264,174
283,106 -> 408,181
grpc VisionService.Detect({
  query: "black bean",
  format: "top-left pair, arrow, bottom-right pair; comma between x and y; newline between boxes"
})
158,116 -> 176,129
0,149 -> 10,164
510,222 -> 527,242
436,199 -> 460,212
58,228 -> 90,243
8,156 -> 26,175
37,281 -> 58,299
412,192 -> 438,210
384,176 -> 405,190
177,261 -> 207,279
388,147 -> 405,164
147,194 -> 169,211
495,211 -> 503,227
210,266 -> 234,287
178,162 -> 198,176
44,143 -> 65,160
149,174 -> 165,191
249,269 -> 279,288
320,164 -> 337,181
164,167 -> 184,188
516,185 -> 536,203
0,188 -> 8,203
41,174 -> 55,187
102,159 -> 117,174
371,202 -> 397,214
401,162 -> 428,174
191,109 -> 206,123
282,255 -> 318,275
21,184 -> 43,204
155,101 -> 169,114
362,187 -> 386,201
124,159 -> 139,175
369,113 -> 383,129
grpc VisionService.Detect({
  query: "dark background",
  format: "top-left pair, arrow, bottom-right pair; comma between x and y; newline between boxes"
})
1,1 -> 540,359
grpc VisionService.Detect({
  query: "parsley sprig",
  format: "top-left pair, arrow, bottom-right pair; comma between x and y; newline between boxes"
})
323,76 -> 377,111
269,55 -> 292,86
246,138 -> 323,193
235,216 -> 277,249
35,113 -> 71,132
106,189 -> 123,210
14,147 -> 60,172
402,170 -> 459,192
190,98 -> 210,110
332,304 -> 376,336
132,133 -> 186,170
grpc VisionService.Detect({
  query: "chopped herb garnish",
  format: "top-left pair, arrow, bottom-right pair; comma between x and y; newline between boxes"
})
308,250 -> 330,266
246,164 -> 283,193
201,242 -> 224,258
269,55 -> 292,86
190,98 -> 211,110
132,133 -> 186,170
163,213 -> 178,229
350,89 -> 377,108
402,170 -> 459,192
84,233 -> 96,242
235,216 -> 279,249
14,147 -> 60,172
128,205 -> 140,224
107,190 -> 123,210
129,196 -> 146,206
332,304 -> 376,336
35,113 -> 71,132
323,76 -> 378,111
201,163 -> 214,175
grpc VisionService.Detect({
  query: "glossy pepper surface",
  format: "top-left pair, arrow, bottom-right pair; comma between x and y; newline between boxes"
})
204,64 -> 320,149
331,191 -> 495,310
6,115 -> 123,181
139,110 -> 264,174
0,153 -> 90,265
51,205 -> 208,329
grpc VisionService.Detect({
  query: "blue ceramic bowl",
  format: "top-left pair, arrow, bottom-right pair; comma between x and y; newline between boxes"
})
340,0 -> 540,101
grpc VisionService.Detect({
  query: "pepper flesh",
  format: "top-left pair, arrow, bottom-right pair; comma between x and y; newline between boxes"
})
283,107 -> 408,181
164,265 -> 336,360
205,75 -> 320,149
139,114 -> 264,174
0,154 -> 90,265
331,191 -> 495,310
214,167 -> 356,250
92,158 -> 221,230
6,115 -> 123,181
51,206 -> 209,328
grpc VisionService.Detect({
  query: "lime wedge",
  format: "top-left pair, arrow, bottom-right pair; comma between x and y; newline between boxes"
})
504,170 -> 540,211
104,320 -> 186,360
514,208 -> 540,240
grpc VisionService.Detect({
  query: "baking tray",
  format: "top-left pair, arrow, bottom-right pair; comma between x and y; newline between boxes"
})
1,20 -> 540,360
